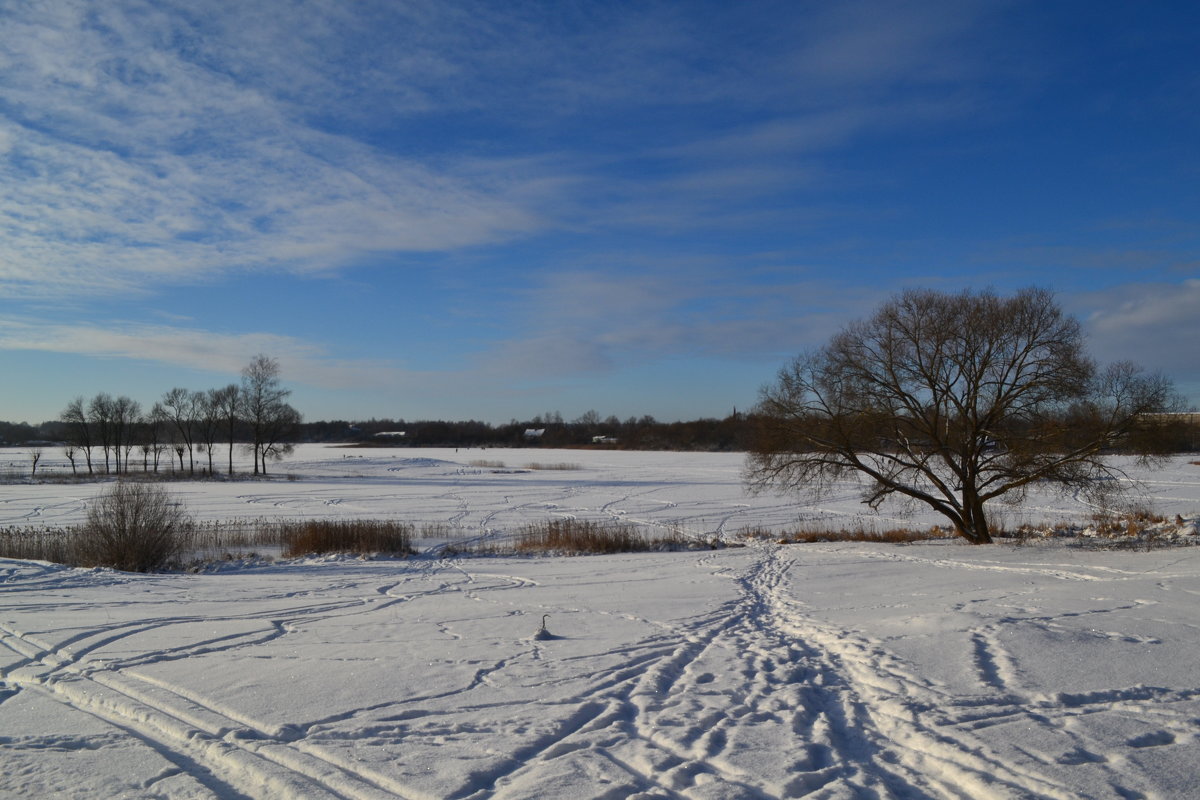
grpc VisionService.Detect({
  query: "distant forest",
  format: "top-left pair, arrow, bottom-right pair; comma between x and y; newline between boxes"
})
310,412 -> 756,451
0,412 -> 757,452
4,411 -> 1198,455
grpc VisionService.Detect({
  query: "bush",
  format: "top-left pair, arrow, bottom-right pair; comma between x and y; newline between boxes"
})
280,519 -> 413,557
76,482 -> 192,572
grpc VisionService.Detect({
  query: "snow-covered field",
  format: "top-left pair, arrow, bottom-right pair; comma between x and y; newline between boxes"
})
3,446 -> 1200,799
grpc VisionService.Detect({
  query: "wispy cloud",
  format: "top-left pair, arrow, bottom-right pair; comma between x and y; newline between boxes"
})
0,318 -> 322,375
0,2 -> 559,299
783,0 -> 1010,91
479,264 -> 886,379
1071,279 -> 1200,385
0,315 -> 501,403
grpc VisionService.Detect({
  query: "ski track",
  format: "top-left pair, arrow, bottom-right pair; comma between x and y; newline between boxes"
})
0,596 -> 443,799
3,545 -> 1198,798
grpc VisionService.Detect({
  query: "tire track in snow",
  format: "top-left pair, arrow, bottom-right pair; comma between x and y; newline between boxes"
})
0,584 -> 482,800
0,632 -> 386,798
749,550 -> 1062,798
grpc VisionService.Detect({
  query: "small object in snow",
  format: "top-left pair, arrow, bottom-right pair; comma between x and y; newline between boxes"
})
532,614 -> 555,640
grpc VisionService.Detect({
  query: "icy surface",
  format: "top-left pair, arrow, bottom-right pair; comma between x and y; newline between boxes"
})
2,447 -> 1200,798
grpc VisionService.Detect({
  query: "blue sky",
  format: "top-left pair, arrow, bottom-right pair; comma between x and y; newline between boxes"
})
1,0 -> 1197,425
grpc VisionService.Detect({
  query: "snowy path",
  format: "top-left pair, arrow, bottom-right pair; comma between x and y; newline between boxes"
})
5,540 -> 1200,799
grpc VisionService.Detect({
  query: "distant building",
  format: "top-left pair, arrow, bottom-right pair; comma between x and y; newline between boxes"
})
524,429 -> 545,440
373,431 -> 407,439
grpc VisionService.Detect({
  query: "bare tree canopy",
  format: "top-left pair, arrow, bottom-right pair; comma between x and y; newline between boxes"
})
160,387 -> 202,474
60,397 -> 94,475
746,287 -> 1180,544
241,355 -> 301,475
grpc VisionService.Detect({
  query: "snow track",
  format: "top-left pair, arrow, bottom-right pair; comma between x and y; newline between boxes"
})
1,612 -> 427,799
7,545 -> 1199,798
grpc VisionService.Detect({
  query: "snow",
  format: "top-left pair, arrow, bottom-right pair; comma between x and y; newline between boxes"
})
2,446 -> 1200,799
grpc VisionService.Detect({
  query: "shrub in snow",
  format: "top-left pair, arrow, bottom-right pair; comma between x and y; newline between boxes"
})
77,482 -> 192,572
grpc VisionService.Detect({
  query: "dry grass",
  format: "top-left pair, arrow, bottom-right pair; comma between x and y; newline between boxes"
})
738,524 -> 955,545
279,519 -> 413,557
187,518 -> 290,561
468,459 -> 507,469
514,518 -> 683,554
0,525 -> 77,563
1087,509 -> 1169,538
1007,509 -> 1195,550
414,521 -> 470,540
522,462 -> 582,471
1,515 -> 414,569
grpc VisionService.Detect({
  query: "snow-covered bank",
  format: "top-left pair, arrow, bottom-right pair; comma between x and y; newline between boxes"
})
2,448 -> 1200,798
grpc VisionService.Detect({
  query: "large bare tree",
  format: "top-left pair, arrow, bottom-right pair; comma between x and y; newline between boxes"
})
256,401 -> 301,475
747,287 -> 1178,544
209,384 -> 241,476
60,397 -> 95,475
240,355 -> 299,475
141,404 -> 169,472
88,393 -> 115,474
160,388 -> 202,474
111,395 -> 141,474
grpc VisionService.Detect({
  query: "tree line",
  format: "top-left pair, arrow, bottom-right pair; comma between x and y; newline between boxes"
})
304,411 -> 757,451
4,410 -> 755,455
52,355 -> 300,477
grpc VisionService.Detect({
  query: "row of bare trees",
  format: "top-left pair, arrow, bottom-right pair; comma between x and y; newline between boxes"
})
58,355 -> 300,477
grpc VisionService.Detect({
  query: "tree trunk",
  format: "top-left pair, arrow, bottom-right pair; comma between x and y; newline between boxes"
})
957,489 -> 993,544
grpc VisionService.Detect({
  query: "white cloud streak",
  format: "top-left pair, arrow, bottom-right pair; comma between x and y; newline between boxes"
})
0,318 -> 319,375
0,1 -> 555,299
1074,279 -> 1200,384
0,315 -> 498,405
479,265 -> 886,380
